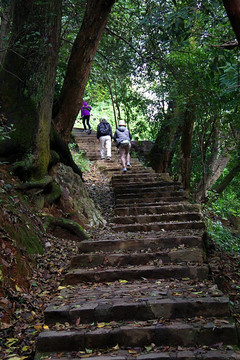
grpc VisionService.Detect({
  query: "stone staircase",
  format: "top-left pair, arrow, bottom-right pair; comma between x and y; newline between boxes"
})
35,130 -> 240,359
72,128 -> 119,161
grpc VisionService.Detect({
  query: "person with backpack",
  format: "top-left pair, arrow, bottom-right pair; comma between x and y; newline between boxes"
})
97,118 -> 113,160
81,101 -> 92,133
113,119 -> 132,172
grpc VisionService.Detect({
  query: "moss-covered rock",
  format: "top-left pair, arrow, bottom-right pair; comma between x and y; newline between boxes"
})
43,215 -> 88,241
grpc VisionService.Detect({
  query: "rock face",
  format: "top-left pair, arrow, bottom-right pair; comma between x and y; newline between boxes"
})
54,163 -> 106,228
131,140 -> 154,161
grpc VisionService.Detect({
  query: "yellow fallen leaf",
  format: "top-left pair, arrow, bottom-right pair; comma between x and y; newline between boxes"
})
22,345 -> 30,352
43,325 -> 49,330
15,285 -> 22,292
34,325 -> 42,331
128,349 -> 137,354
119,279 -> 128,284
97,322 -> 106,328
113,344 -> 119,350
58,286 -> 67,290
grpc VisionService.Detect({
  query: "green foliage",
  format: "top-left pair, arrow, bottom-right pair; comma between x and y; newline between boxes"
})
206,165 -> 240,218
206,190 -> 240,218
0,123 -> 15,141
207,219 -> 240,254
69,144 -> 90,172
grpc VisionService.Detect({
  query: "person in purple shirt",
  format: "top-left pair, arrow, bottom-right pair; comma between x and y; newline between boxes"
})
81,101 -> 92,133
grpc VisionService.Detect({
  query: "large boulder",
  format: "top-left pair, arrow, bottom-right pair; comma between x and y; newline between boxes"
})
54,163 -> 106,229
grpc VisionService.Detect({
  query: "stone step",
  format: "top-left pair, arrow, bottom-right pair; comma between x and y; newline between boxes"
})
112,180 -> 176,188
112,220 -> 205,233
115,197 -> 187,206
113,184 -> 180,193
34,350 -> 240,360
78,234 -> 203,253
114,203 -> 201,216
106,168 -> 155,174
63,264 -> 209,285
115,200 -> 188,208
70,248 -> 204,268
36,319 -> 238,353
116,190 -> 187,200
44,281 -> 229,324
113,212 -> 202,225
112,172 -> 172,180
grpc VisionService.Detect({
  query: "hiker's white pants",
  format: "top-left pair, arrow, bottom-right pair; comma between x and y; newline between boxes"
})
100,135 -> 111,159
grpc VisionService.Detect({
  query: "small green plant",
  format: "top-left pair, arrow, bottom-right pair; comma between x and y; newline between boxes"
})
207,219 -> 240,254
69,144 -> 90,172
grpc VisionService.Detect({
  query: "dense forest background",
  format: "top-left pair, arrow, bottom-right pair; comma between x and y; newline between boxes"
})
0,1 -> 240,253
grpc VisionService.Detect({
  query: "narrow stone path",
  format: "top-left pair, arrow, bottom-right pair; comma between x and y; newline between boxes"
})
35,129 -> 240,359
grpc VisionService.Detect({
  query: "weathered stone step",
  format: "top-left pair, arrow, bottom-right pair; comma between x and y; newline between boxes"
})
115,200 -> 188,208
112,220 -> 205,233
113,212 -> 202,225
114,185 -> 183,195
112,175 -> 172,182
102,168 -> 153,174
34,350 -> 240,360
36,319 -> 238,353
115,197 -> 187,206
44,280 -> 228,323
111,172 -> 172,180
105,168 -> 155,174
78,234 -> 203,253
111,175 -> 175,183
70,248 -> 203,268
114,203 -> 201,216
116,190 -> 187,200
45,295 -> 229,325
63,264 -> 209,285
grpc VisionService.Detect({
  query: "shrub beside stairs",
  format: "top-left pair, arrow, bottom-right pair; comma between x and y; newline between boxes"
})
35,130 -> 240,359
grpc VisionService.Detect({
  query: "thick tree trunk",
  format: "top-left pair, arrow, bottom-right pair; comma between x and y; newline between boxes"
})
53,0 -> 115,142
222,0 -> 240,45
0,4 -> 12,66
194,129 -> 231,202
180,105 -> 195,194
0,0 -> 61,180
148,105 -> 180,174
215,160 -> 240,194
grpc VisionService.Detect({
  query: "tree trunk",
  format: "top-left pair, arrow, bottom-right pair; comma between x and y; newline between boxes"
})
148,104 -> 181,174
222,0 -> 240,45
180,104 -> 195,194
0,0 -> 61,181
113,76 -> 121,120
0,3 -> 12,66
194,129 -> 230,202
215,160 -> 240,194
53,0 -> 115,142
106,80 -> 118,128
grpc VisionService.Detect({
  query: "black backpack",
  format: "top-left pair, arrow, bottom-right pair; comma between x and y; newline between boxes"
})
99,122 -> 110,135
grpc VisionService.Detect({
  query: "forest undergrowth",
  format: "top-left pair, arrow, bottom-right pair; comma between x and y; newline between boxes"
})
0,163 -> 239,360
